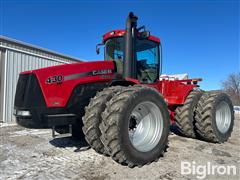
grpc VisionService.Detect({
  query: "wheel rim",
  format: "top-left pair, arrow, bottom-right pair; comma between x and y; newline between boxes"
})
216,101 -> 231,133
128,101 -> 163,152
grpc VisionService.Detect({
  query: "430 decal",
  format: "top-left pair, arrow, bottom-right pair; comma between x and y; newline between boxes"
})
46,75 -> 63,84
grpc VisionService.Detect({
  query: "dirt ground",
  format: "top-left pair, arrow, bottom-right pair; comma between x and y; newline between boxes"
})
0,116 -> 239,180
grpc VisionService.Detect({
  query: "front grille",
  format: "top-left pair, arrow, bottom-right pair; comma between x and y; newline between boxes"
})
14,73 -> 46,109
14,74 -> 30,107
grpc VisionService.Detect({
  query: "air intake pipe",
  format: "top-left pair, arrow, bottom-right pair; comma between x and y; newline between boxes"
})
123,12 -> 138,79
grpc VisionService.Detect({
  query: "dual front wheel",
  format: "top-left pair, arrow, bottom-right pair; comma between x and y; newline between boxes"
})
83,86 -> 170,167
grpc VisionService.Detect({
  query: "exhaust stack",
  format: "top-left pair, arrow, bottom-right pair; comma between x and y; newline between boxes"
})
123,12 -> 138,79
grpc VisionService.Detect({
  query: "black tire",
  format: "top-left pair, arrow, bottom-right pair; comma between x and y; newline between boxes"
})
100,86 -> 170,167
82,86 -> 123,154
195,92 -> 234,143
174,89 -> 203,138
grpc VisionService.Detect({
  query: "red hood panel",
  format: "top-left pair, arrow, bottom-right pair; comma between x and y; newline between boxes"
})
23,61 -> 115,107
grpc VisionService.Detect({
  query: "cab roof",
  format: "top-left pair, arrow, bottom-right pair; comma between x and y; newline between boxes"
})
103,29 -> 160,43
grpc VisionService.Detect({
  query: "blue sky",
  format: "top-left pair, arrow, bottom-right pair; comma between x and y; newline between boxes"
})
1,0 -> 239,90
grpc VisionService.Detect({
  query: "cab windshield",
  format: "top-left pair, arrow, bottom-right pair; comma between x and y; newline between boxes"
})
104,37 -> 160,83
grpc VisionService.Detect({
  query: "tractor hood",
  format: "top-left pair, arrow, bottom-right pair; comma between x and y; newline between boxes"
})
19,61 -> 115,107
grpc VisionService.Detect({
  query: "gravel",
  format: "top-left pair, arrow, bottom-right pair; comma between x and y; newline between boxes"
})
0,116 -> 240,180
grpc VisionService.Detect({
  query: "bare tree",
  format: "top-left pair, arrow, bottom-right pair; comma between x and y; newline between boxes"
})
221,73 -> 240,106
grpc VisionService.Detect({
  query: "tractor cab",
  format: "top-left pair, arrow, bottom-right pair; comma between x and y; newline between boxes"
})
100,13 -> 161,84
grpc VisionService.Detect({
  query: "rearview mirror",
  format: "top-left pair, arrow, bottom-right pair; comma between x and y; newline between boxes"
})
140,31 -> 150,39
96,43 -> 104,55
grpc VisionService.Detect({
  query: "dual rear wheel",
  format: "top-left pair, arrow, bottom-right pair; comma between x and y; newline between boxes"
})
175,90 -> 234,143
195,92 -> 234,142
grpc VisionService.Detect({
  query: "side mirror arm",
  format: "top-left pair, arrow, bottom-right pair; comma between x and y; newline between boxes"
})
96,43 -> 104,55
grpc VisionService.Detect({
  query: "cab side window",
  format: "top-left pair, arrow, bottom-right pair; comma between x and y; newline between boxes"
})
105,38 -> 124,74
136,40 -> 159,83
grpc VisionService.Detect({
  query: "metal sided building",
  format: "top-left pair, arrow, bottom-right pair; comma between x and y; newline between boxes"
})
0,36 -> 81,123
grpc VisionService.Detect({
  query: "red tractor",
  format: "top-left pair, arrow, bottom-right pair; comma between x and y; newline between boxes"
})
14,12 -> 234,167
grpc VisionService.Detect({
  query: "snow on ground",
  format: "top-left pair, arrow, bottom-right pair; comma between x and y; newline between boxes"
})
0,116 -> 240,180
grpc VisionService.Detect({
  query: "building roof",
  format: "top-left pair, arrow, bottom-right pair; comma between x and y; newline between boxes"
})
0,35 -> 81,63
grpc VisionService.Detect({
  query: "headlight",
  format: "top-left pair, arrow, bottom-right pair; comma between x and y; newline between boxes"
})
14,110 -> 31,116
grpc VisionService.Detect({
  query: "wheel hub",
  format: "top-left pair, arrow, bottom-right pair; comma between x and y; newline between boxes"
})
128,101 -> 163,152
216,101 -> 231,133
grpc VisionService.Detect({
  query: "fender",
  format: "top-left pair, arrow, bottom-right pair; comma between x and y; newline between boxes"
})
109,77 -> 139,87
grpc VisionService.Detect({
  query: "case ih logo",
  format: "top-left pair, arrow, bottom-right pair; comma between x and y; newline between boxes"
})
92,69 -> 112,76
46,69 -> 113,84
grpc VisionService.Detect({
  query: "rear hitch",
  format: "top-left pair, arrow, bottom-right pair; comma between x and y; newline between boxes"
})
52,124 -> 73,138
